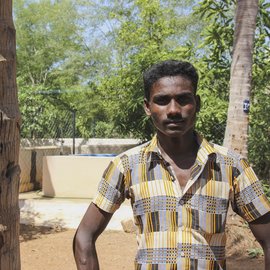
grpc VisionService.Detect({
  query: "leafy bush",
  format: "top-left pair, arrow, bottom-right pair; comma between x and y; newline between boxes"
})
249,88 -> 270,181
196,89 -> 228,145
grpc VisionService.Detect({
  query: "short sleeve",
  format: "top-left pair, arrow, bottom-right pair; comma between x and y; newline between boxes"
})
232,158 -> 270,222
92,156 -> 126,214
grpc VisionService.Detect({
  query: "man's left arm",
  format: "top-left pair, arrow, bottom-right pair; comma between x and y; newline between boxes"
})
249,212 -> 270,270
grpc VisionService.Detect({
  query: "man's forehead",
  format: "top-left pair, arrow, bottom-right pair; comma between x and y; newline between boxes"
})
155,75 -> 192,82
151,75 -> 193,89
151,77 -> 194,93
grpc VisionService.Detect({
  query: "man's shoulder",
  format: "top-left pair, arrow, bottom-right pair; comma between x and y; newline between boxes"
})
212,143 -> 239,157
118,140 -> 151,158
207,140 -> 244,165
110,140 -> 152,169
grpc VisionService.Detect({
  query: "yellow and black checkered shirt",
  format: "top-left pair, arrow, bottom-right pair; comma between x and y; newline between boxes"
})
93,134 -> 270,270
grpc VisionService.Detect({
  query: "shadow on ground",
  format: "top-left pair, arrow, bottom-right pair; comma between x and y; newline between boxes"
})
20,224 -> 67,242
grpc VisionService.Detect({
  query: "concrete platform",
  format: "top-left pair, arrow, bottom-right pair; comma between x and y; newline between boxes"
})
19,192 -> 133,230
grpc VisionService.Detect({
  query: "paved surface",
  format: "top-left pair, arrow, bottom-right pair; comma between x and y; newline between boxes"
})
19,191 -> 133,230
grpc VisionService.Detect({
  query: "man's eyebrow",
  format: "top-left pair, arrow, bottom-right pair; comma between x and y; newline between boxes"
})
176,91 -> 194,95
153,94 -> 169,97
153,92 -> 194,98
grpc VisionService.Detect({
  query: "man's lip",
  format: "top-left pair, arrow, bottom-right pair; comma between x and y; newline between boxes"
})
165,120 -> 185,125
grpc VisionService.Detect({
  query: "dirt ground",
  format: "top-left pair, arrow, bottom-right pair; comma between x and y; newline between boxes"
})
20,211 -> 265,270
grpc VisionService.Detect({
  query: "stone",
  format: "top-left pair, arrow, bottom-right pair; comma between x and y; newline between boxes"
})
121,218 -> 137,233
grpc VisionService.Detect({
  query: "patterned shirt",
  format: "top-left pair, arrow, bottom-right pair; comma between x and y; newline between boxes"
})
93,134 -> 270,270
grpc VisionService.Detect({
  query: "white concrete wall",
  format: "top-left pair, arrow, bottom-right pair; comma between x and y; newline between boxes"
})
19,146 -> 70,192
19,138 -> 140,194
42,155 -> 113,198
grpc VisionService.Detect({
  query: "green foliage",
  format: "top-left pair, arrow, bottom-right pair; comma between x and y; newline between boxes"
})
247,0 -> 270,179
262,183 -> 270,199
15,0 -> 83,88
196,89 -> 227,145
100,0 -> 200,140
15,0 -> 82,138
19,86 -> 74,138
64,88 -> 122,138
188,0 -> 234,145
194,0 -> 235,100
15,0 -> 113,138
249,88 -> 270,180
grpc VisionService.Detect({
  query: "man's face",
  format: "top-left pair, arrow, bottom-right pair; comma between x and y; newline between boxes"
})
144,75 -> 200,138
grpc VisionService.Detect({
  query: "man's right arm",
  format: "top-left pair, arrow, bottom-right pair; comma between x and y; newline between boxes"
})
73,202 -> 113,270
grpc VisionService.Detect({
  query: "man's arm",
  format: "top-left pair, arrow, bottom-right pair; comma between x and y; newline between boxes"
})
249,212 -> 270,270
73,202 -> 113,270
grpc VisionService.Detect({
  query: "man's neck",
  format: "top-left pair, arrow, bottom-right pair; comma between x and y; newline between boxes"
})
156,130 -> 199,160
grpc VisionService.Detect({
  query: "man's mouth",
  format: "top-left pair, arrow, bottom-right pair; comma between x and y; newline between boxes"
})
165,119 -> 185,125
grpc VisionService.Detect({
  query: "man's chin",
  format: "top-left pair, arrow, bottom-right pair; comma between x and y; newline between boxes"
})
159,129 -> 187,138
157,126 -> 194,138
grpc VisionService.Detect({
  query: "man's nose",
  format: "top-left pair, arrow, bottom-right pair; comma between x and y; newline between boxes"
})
167,99 -> 181,115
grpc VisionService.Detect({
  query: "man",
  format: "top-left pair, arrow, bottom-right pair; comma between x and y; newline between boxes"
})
73,60 -> 270,269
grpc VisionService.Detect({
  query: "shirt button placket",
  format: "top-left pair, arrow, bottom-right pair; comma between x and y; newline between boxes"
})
179,199 -> 185,206
178,197 -> 185,228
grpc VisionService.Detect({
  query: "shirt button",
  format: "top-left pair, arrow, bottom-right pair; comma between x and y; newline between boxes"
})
179,199 -> 185,205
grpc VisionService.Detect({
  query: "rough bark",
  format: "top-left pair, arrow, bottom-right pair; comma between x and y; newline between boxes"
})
0,1 -> 21,269
223,0 -> 258,157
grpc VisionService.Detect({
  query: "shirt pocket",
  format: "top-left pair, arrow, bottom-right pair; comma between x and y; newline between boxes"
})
195,201 -> 228,234
130,179 -> 179,215
188,180 -> 230,234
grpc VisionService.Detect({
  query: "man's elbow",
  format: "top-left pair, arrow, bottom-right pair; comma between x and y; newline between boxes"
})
73,228 -> 95,264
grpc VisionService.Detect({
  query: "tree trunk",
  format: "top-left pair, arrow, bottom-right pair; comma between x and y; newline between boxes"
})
0,1 -> 21,269
223,0 -> 258,157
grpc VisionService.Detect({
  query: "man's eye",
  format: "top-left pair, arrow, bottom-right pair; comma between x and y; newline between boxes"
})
154,97 -> 170,105
176,97 -> 193,106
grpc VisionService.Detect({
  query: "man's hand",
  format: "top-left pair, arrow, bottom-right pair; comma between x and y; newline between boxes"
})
249,212 -> 270,270
73,203 -> 113,270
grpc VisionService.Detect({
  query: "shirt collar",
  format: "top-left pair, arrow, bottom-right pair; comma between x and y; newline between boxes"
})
195,133 -> 216,165
145,133 -> 216,164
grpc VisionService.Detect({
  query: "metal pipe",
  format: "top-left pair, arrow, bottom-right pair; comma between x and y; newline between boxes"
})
72,110 -> 76,155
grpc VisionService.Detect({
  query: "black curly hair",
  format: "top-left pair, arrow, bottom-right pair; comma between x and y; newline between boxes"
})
143,60 -> 199,100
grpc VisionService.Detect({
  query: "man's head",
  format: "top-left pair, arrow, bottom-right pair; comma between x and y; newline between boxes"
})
143,60 -> 199,101
143,60 -> 200,138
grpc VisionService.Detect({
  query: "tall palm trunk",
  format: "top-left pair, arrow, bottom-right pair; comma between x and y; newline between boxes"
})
223,0 -> 258,157
0,1 -> 21,269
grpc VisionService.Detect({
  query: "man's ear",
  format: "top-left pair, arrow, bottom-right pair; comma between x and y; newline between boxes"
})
144,98 -> 151,116
195,95 -> 201,113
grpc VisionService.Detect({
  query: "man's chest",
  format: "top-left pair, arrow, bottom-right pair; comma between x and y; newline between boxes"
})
128,159 -> 232,234
170,164 -> 192,190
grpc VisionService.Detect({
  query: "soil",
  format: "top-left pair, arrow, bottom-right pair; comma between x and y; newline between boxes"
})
20,211 -> 264,270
